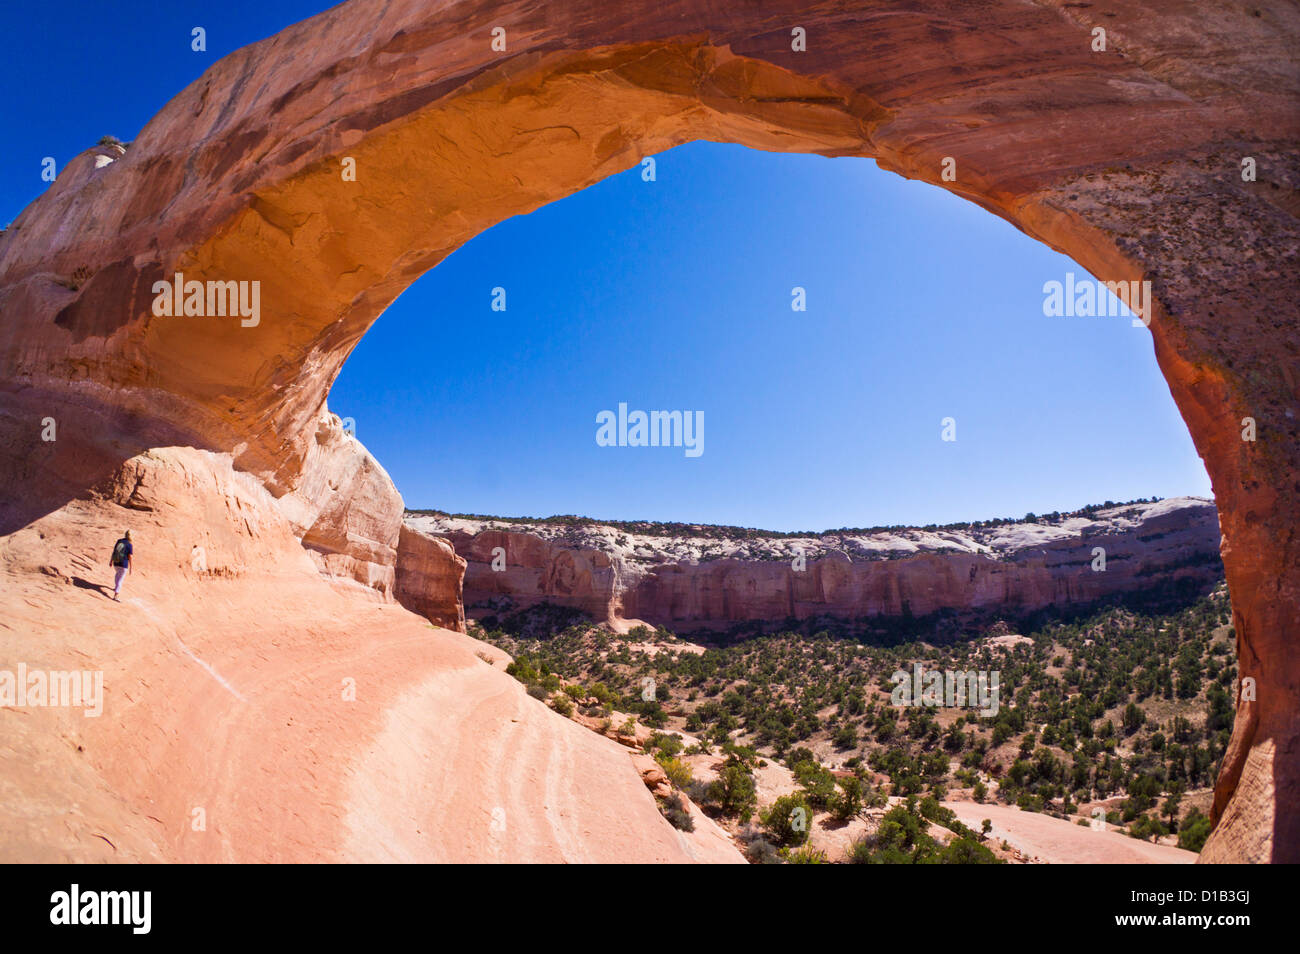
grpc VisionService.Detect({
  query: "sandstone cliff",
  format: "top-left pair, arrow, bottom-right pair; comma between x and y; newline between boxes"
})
407,497 -> 1223,631
279,410 -> 405,596
395,525 -> 467,632
0,448 -> 742,863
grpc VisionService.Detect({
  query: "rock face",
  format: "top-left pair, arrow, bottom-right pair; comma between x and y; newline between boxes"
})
0,0 -> 1295,861
429,525 -> 628,625
0,447 -> 741,863
280,411 -> 405,597
410,498 -> 1224,629
395,525 -> 467,632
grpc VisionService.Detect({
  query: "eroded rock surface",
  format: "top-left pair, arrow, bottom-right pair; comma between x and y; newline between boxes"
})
395,524 -> 467,632
0,449 -> 740,863
410,498 -> 1224,629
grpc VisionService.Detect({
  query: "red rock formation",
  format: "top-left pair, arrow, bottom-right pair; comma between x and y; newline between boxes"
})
284,411 -> 405,595
0,0 -> 1296,861
0,447 -> 742,862
395,525 -> 467,631
415,498 -> 1224,629
435,526 -> 627,624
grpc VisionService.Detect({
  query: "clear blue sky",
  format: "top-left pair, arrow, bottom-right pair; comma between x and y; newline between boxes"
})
4,1 -> 1212,532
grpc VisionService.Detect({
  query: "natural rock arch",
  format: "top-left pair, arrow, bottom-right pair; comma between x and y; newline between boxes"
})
1,0 -> 1296,861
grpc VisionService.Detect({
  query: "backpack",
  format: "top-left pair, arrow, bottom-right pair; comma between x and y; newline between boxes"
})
111,539 -> 130,567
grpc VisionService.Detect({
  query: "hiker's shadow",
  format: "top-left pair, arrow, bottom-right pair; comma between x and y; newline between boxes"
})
71,576 -> 113,599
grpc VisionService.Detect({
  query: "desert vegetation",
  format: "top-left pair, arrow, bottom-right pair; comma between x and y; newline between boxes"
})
409,495 -> 1168,543
478,581 -> 1234,860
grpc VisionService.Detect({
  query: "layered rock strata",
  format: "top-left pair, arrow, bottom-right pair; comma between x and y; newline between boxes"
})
408,497 -> 1224,629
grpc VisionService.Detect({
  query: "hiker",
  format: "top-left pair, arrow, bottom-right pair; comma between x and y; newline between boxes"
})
109,530 -> 133,600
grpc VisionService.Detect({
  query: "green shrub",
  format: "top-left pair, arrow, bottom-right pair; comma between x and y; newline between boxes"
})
793,760 -> 838,809
937,836 -> 1001,864
742,834 -> 782,864
656,755 -> 694,789
1177,809 -> 1212,853
658,794 -> 694,832
648,732 -> 684,758
762,793 -> 813,847
703,760 -> 758,822
829,775 -> 864,821
784,845 -> 828,864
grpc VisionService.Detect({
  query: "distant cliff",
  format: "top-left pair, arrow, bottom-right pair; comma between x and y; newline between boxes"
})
398,497 -> 1224,632
394,526 -> 466,632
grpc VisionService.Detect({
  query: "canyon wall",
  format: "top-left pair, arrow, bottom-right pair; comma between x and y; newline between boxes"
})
395,525 -> 467,632
0,0 -> 1295,860
426,524 -> 627,625
409,498 -> 1224,630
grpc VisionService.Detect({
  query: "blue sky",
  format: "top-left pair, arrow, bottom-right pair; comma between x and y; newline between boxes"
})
4,1 -> 1212,532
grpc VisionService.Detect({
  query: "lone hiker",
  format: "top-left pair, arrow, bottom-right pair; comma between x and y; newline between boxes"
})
109,530 -> 133,601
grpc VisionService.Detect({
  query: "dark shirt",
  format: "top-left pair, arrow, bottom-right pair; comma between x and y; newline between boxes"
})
112,539 -> 133,568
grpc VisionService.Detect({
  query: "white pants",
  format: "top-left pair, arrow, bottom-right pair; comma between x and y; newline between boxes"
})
113,566 -> 128,595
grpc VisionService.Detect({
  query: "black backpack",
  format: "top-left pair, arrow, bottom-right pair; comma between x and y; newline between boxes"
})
111,539 -> 130,567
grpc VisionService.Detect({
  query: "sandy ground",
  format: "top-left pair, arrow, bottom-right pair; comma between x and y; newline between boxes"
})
683,744 -> 1197,863
943,802 -> 1196,864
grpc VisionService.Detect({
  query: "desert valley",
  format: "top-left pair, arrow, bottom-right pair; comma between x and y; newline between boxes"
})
397,496 -> 1231,862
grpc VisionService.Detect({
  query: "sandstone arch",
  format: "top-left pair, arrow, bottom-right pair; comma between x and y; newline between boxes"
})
1,0 -> 1296,861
